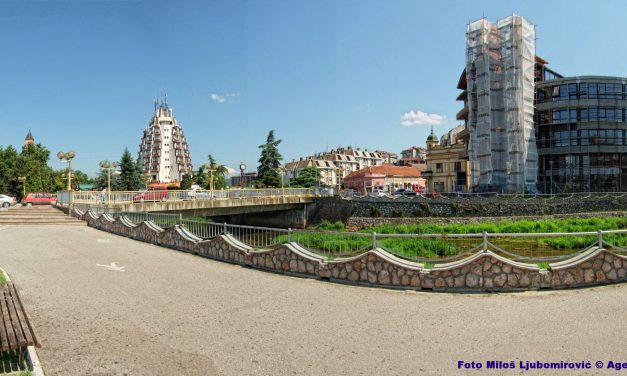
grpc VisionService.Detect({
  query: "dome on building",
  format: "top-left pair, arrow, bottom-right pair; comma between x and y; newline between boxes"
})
427,127 -> 438,142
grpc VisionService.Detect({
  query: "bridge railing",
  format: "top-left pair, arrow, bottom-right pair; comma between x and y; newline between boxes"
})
57,188 -> 316,205
104,211 -> 627,264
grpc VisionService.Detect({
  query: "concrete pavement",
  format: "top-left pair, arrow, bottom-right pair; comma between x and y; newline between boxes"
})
0,224 -> 625,375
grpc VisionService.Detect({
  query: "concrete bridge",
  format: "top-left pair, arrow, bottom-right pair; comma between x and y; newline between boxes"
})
58,188 -> 317,223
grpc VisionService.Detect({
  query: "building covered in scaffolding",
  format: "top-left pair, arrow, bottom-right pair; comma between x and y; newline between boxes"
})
465,15 -> 537,193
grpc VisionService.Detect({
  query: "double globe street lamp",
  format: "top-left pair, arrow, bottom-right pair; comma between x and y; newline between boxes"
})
57,150 -> 76,191
99,161 -> 120,207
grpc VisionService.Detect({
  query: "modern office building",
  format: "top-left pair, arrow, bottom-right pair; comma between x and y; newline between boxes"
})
535,77 -> 627,192
138,97 -> 193,184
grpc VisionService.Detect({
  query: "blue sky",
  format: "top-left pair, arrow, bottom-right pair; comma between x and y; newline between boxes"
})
1,0 -> 627,176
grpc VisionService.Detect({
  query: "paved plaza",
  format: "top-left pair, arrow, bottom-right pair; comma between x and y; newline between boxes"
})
0,225 -> 625,375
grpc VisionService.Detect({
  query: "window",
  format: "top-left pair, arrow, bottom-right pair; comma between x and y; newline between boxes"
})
580,83 -> 588,99
606,83 -> 621,99
589,108 -> 598,122
568,83 -> 578,99
436,163 -> 443,173
598,83 -> 606,99
588,83 -> 598,97
454,162 -> 462,172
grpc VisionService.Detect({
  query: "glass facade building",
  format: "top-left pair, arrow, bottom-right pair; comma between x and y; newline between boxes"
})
535,77 -> 627,192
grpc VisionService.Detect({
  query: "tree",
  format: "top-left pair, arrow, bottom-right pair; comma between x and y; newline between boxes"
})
193,166 -> 207,188
113,148 -> 143,191
257,130 -> 283,187
94,160 -> 118,190
71,170 -> 93,186
203,154 -> 229,190
0,146 -> 20,197
180,173 -> 193,190
290,166 -> 320,188
17,143 -> 57,196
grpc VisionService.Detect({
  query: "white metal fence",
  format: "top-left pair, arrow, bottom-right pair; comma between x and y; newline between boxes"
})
57,188 -> 315,205
98,211 -> 627,264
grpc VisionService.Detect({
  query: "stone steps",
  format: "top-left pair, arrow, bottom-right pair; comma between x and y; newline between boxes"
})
0,206 -> 85,225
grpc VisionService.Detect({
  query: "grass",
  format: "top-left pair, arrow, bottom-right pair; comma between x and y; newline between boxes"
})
363,216 -> 627,235
297,217 -> 627,261
0,272 -> 6,286
183,215 -> 214,223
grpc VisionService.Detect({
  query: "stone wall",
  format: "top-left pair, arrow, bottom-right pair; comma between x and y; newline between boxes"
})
76,208 -> 627,292
311,196 -> 627,220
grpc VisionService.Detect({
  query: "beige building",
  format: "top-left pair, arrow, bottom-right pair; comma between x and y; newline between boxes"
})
286,146 -> 387,188
423,126 -> 471,193
284,158 -> 338,187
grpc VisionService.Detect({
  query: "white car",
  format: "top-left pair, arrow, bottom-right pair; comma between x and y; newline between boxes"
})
369,189 -> 387,197
186,190 -> 212,199
0,194 -> 17,208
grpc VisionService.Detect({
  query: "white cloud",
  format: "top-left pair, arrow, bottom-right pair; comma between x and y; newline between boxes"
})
225,166 -> 238,176
400,110 -> 446,127
210,92 -> 240,103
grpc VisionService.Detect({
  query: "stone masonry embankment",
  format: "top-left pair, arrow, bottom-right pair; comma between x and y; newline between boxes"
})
76,208 -> 627,293
306,196 -> 627,224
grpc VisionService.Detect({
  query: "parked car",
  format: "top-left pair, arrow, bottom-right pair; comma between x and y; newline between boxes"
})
369,188 -> 387,197
132,190 -> 169,202
425,191 -> 441,199
0,194 -> 17,208
185,189 -> 212,199
22,192 -> 56,206
393,188 -> 417,197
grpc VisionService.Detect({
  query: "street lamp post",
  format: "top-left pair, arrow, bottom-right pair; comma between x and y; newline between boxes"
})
57,151 -> 76,191
99,161 -> 120,207
278,167 -> 286,197
202,164 -> 216,198
239,163 -> 246,188
17,176 -> 26,198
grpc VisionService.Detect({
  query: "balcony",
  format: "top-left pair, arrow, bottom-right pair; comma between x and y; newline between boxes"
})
456,106 -> 469,121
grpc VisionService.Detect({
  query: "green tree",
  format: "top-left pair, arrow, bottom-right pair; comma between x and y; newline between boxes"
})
72,170 -> 94,186
113,148 -> 143,191
180,173 -> 193,190
17,143 -> 57,195
290,166 -> 320,188
193,166 -> 207,188
0,146 -> 20,197
94,160 -> 118,190
202,154 -> 229,190
257,130 -> 283,187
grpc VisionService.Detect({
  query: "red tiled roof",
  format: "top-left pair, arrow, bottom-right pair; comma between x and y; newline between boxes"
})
344,164 -> 422,180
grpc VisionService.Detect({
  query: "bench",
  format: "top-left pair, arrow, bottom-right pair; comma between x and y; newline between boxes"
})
0,282 -> 39,362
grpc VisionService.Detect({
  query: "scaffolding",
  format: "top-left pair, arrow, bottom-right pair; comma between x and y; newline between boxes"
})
466,15 -> 538,193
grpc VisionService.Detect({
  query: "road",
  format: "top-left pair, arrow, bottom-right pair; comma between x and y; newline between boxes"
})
0,225 -> 625,375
